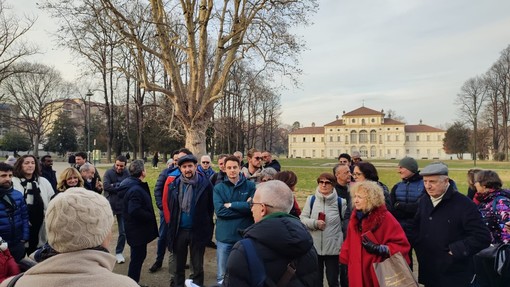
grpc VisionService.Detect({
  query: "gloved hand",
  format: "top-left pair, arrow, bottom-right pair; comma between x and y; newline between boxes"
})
362,235 -> 390,257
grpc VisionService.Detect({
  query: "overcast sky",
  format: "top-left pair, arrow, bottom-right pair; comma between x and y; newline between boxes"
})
11,0 -> 510,128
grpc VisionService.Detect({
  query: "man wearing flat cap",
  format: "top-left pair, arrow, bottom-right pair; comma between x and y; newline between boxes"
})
390,157 -> 424,270
411,162 -> 490,287
165,154 -> 214,287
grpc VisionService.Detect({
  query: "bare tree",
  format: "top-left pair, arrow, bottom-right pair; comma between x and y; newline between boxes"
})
456,76 -> 488,165
0,0 -> 37,86
95,0 -> 318,155
1,62 -> 66,156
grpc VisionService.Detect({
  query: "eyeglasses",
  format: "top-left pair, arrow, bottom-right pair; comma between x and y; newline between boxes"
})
202,161 -> 210,164
318,180 -> 332,185
248,199 -> 274,208
353,172 -> 363,177
254,157 -> 263,161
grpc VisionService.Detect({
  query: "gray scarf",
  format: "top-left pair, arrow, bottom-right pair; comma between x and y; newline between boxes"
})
179,174 -> 199,214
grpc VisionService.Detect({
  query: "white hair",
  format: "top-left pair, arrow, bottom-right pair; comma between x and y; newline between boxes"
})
256,181 -> 294,213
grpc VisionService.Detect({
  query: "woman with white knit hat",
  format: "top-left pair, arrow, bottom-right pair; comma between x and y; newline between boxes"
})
0,188 -> 139,287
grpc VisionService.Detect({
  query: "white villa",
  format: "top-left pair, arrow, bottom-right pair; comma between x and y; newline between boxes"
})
288,106 -> 447,160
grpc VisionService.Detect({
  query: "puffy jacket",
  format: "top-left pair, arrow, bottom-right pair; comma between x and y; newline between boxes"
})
300,189 -> 344,255
0,186 -> 29,245
165,173 -> 214,250
390,172 -> 424,234
213,175 -> 255,244
475,189 -> 510,244
119,177 -> 158,247
223,212 -> 319,287
103,168 -> 130,215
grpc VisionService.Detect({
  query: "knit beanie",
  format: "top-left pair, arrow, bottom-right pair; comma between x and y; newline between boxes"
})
45,187 -> 114,253
398,157 -> 418,174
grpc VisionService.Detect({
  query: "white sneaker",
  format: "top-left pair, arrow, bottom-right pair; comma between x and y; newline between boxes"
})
115,253 -> 125,264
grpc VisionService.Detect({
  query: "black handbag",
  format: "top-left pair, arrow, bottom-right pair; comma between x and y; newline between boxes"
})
495,243 -> 510,278
476,243 -> 510,278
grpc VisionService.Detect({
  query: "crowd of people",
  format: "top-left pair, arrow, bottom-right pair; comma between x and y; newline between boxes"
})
0,149 -> 509,287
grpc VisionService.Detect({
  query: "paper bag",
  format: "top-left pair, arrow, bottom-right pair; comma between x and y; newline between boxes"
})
373,252 -> 419,287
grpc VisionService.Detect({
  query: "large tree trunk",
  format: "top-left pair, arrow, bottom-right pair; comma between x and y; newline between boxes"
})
183,118 -> 208,156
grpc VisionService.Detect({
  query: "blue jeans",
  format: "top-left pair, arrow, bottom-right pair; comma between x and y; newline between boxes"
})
115,214 -> 126,254
156,210 -> 168,263
216,241 -> 234,283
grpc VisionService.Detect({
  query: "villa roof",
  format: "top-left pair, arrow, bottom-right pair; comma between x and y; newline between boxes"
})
405,124 -> 444,133
289,127 -> 325,135
343,106 -> 384,116
382,118 -> 405,125
324,119 -> 344,126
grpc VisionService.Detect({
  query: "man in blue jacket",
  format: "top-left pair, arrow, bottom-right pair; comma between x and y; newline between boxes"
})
166,154 -> 214,287
0,162 -> 29,263
213,155 -> 256,285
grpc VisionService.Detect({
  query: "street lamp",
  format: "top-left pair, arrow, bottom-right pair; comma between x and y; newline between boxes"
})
86,90 -> 93,160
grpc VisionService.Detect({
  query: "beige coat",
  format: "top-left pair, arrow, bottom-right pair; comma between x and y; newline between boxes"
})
0,250 -> 139,287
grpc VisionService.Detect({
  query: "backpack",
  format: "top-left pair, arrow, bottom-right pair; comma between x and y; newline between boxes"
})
309,195 -> 346,220
239,238 -> 296,287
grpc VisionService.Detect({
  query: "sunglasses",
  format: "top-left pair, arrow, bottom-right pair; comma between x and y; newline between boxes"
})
254,157 -> 263,161
318,180 -> 332,185
202,161 -> 210,164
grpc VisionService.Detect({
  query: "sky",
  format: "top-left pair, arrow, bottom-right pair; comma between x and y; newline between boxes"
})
10,0 -> 510,128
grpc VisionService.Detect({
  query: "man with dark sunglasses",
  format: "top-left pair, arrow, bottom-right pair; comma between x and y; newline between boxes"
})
241,148 -> 263,183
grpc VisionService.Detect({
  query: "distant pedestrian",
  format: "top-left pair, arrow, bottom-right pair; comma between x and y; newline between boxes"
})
152,152 -> 159,169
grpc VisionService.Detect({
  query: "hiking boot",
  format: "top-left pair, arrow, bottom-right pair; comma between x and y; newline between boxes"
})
149,261 -> 162,273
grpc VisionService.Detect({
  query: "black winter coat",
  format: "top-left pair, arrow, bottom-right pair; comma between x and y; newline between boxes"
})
223,212 -> 319,287
103,168 -> 130,214
412,181 -> 491,287
166,173 -> 214,250
120,177 -> 158,247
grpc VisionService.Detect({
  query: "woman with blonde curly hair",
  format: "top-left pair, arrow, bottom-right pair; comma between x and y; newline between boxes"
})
56,168 -> 84,193
339,181 -> 410,287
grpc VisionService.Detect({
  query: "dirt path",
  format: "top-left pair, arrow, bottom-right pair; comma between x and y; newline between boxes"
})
109,222 -> 218,287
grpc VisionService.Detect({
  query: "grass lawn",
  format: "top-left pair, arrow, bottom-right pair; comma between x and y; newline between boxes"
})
99,158 -> 510,208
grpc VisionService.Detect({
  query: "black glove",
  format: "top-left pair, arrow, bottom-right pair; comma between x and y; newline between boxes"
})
362,235 -> 390,257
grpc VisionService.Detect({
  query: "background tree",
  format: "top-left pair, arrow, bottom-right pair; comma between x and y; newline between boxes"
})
0,130 -> 31,154
1,62 -> 67,156
44,111 -> 78,155
93,0 -> 317,155
0,0 -> 36,86
456,76 -> 488,165
443,121 -> 470,159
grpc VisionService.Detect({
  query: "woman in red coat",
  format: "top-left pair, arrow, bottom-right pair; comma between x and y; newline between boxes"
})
339,181 -> 410,287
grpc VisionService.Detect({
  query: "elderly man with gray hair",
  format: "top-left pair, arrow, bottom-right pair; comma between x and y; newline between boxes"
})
411,162 -> 490,287
222,180 -> 318,286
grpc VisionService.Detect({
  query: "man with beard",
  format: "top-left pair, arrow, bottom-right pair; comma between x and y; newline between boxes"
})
241,148 -> 263,182
0,162 -> 29,263
165,155 -> 214,287
103,155 -> 130,264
